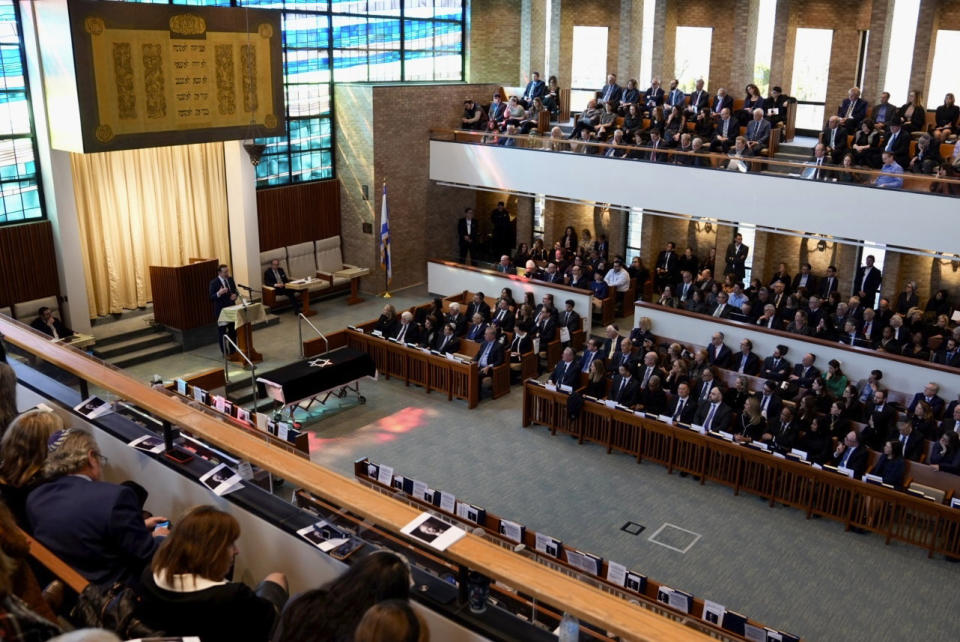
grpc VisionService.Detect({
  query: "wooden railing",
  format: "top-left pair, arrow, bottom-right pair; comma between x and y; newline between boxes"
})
0,314 -> 727,641
522,382 -> 960,558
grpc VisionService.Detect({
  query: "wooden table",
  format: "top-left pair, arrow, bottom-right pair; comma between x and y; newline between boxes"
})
333,267 -> 370,305
285,279 -> 320,317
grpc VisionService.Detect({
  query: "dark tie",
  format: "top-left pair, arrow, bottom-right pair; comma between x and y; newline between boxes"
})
440,336 -> 448,351
398,325 -> 407,342
673,399 -> 685,420
617,378 -> 626,400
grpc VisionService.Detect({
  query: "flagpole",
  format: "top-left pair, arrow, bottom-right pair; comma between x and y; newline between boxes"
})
380,180 -> 392,298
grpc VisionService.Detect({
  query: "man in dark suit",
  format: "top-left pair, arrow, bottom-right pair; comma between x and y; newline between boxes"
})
707,332 -> 732,368
665,79 -> 686,110
933,338 -> 960,367
568,265 -> 590,289
897,422 -> 925,461
487,93 -> 507,124
818,265 -> 839,299
466,292 -> 491,322
859,308 -> 881,344
457,207 -> 478,265
642,78 -> 665,115
791,263 -> 818,295
686,78 -> 709,115
710,292 -> 735,319
870,91 -> 894,127
540,262 -> 564,284
558,300 -> 580,337
711,88 -> 733,117
533,308 -> 557,350
761,346 -> 791,381
209,263 -> 239,355
695,387 -> 732,431
393,311 -> 420,344
27,428 -> 168,586
837,87 -> 868,130
940,404 -> 960,435
263,258 -> 301,314
435,323 -> 460,354
654,241 -> 678,291
668,382 -> 698,424
693,368 -> 721,404
756,380 -> 784,420
465,314 -> 488,342
609,363 -> 640,407
744,108 -> 772,155
837,319 -> 867,346
710,107 -> 738,152
821,116 -> 849,164
637,351 -> 666,390
908,383 -> 945,419
445,302 -> 467,336
863,389 -> 898,450
474,326 -> 505,390
520,71 -> 546,108
550,348 -> 580,387
854,254 -> 882,308
579,338 -> 604,374
788,353 -> 820,390
609,337 -> 639,374
724,233 -> 749,280
490,299 -> 515,333
763,406 -> 798,453
831,430 -> 868,479
732,339 -> 761,375
882,117 -> 911,168
30,306 -> 74,340
763,86 -> 789,127
496,254 -> 517,275
597,73 -> 622,108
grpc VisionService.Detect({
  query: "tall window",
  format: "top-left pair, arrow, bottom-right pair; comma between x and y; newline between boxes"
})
753,0 -> 776,95
792,28 -> 833,131
115,1 -> 465,188
882,0 -> 920,105
674,27 -> 712,92
570,26 -> 608,111
625,207 -> 643,266
0,1 -> 43,225
928,30 -> 960,108
638,0 -> 655,89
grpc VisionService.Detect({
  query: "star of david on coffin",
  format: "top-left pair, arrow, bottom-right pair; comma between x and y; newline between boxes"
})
308,359 -> 333,368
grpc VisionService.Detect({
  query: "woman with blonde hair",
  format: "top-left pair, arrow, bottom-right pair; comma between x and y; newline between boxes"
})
0,410 -> 61,525
354,600 -> 429,642
137,505 -> 288,642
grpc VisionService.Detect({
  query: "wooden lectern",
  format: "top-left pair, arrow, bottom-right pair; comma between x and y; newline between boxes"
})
149,259 -> 219,331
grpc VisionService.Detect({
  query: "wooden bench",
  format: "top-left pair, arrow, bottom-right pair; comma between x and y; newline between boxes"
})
458,338 -> 510,399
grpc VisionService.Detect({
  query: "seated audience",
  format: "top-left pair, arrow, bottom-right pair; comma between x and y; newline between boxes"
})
851,119 -> 883,168
874,150 -> 904,189
820,115 -> 848,164
896,421 -> 924,461
932,92 -> 958,143
930,430 -> 960,474
550,348 -> 580,387
694,387 -> 732,431
464,313 -> 487,342
831,430 -> 868,479
763,406 -> 798,453
375,304 -> 399,337
460,99 -> 486,131
609,363 -> 639,407
393,311 -> 420,344
638,375 -> 667,415
871,91 -> 894,127
897,89 -> 925,132
137,506 -> 288,642
710,108 -> 737,152
276,551 -> 410,642
837,86 -> 867,130
27,428 -> 169,586
908,134 -> 941,174
584,359 -> 608,398
797,415 -> 831,463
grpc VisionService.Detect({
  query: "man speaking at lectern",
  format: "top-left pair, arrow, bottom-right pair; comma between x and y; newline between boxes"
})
210,264 -> 238,355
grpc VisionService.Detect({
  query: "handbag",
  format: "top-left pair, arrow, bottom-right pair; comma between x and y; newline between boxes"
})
70,582 -> 164,639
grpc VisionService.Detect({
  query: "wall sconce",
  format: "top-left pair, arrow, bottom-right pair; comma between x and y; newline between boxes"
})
816,240 -> 827,252
694,219 -> 713,233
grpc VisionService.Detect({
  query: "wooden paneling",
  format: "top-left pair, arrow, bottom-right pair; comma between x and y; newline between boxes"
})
0,221 -> 60,308
149,259 -> 219,330
257,179 -> 341,251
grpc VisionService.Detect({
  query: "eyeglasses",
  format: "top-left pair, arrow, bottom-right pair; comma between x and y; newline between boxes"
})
95,453 -> 109,466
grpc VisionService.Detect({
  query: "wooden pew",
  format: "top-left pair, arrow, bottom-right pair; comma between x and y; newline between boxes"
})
24,531 -> 88,595
459,338 -> 510,400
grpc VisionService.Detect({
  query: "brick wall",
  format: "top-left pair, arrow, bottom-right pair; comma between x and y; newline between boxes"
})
885,253 -> 960,309
469,0 -> 522,83
557,0 -> 622,91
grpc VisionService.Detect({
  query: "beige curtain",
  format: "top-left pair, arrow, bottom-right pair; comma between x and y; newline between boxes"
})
71,142 -> 231,317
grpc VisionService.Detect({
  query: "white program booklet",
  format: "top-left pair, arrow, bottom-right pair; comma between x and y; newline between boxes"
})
74,396 -> 112,419
401,513 -> 465,552
199,463 -> 243,497
128,435 -> 165,454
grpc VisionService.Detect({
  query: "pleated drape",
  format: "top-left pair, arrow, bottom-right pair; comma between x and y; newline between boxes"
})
71,142 -> 230,317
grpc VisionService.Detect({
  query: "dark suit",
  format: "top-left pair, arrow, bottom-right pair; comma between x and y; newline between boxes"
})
521,79 -> 546,105
688,89 -> 710,113
393,321 -> 420,344
609,349 -> 639,373
832,445 -> 868,479
457,217 -> 479,264
821,125 -> 848,163
210,275 -> 238,354
467,300 -> 491,322
550,359 -> 580,386
711,94 -> 733,115
870,454 -> 905,487
756,391 -> 783,419
818,275 -> 839,299
761,356 -> 791,381
908,393 -> 945,419
791,273 -> 819,294
534,315 -> 557,344
837,97 -> 867,128
30,316 -> 73,339
435,333 -> 460,354
863,402 -> 898,448
731,351 -> 760,375
27,475 -> 159,586
707,343 -> 732,368
667,395 -> 697,423
506,333 -> 533,359
490,307 -> 515,333
694,400 -> 732,431
854,265 -> 882,307
933,348 -> 960,367
598,83 -> 622,106
263,266 -> 301,313
558,309 -> 580,332
711,117 -> 738,152
495,263 -> 517,275
609,374 -> 640,406
654,250 -> 678,290
445,312 -> 467,336
692,380 -> 720,403
643,86 -> 665,112
474,339 -> 504,370
898,431 -> 925,461
792,364 -> 821,389
724,242 -> 749,279
882,129 -> 911,169
766,419 -> 798,453
465,322 -> 488,343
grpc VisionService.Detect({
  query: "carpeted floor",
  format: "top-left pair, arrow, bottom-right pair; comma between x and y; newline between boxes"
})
108,285 -> 955,641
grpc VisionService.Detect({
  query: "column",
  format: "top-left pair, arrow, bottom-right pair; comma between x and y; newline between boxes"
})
908,0 -> 938,102
768,0 -> 797,94
730,0 -> 760,91
223,141 -> 261,294
861,0 -> 894,99
520,0 -> 532,85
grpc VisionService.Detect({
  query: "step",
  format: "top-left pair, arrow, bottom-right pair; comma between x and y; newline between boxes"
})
106,341 -> 182,369
92,323 -> 165,346
93,332 -> 175,359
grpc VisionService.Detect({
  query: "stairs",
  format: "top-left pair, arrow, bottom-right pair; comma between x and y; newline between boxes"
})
92,325 -> 182,369
224,377 -> 276,413
768,141 -> 812,175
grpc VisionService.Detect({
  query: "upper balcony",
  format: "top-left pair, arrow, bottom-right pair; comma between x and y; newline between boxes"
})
428,130 -> 960,259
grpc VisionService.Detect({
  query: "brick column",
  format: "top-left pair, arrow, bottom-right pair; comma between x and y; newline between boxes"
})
652,0 -> 669,81
861,0 -> 894,100
909,0 -> 939,103
520,0 -> 532,85
529,0 -> 548,78
768,0 -> 796,95
730,0 -> 760,90
547,0 -> 562,80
